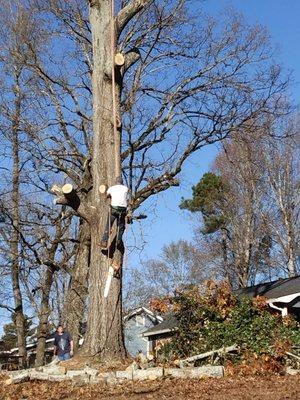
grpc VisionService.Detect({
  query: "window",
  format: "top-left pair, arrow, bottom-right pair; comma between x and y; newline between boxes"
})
136,315 -> 145,326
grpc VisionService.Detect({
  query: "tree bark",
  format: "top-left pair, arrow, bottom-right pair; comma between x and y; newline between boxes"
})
82,0 -> 126,360
11,70 -> 27,368
63,219 -> 91,352
35,265 -> 55,367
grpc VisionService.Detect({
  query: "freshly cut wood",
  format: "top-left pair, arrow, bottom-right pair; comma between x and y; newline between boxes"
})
99,184 -> 107,194
179,344 -> 238,367
114,53 -> 125,66
60,183 -> 81,211
62,183 -> 74,194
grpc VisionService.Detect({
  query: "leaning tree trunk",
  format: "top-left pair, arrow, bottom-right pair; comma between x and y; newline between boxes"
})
82,0 -> 126,359
63,219 -> 91,352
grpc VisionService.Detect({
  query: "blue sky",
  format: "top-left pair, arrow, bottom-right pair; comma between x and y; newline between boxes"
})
126,0 -> 300,269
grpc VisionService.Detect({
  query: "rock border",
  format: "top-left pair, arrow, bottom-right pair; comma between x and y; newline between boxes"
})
5,364 -> 225,385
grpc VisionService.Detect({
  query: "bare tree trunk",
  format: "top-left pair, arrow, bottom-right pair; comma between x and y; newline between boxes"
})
11,70 -> 27,368
82,0 -> 126,360
221,229 -> 234,287
63,220 -> 90,352
35,265 -> 55,367
35,213 -> 67,366
284,214 -> 297,277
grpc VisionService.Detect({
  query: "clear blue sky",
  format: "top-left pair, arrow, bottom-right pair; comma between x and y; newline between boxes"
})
126,0 -> 300,269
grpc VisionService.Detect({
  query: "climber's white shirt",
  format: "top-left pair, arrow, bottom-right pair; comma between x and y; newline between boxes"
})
107,184 -> 129,207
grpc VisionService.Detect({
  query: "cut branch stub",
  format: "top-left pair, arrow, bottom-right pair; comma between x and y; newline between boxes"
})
99,185 -> 107,194
115,53 -> 125,67
62,184 -> 80,210
62,183 -> 73,195
51,183 -> 82,214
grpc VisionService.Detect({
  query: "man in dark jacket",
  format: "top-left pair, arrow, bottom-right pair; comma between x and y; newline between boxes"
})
53,325 -> 73,361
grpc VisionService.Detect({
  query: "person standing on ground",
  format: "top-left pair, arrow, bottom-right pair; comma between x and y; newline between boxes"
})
53,325 -> 73,361
100,176 -> 129,250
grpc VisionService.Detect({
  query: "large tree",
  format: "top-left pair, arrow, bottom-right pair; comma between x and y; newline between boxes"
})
65,0 -> 287,359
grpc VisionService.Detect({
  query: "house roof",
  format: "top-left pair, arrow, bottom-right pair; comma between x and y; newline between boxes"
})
142,314 -> 178,337
10,337 -> 55,354
235,276 -> 300,302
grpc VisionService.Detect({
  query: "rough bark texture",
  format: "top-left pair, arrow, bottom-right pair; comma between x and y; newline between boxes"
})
35,216 -> 66,366
279,193 -> 297,277
11,70 -> 27,368
35,265 -> 55,367
63,219 -> 91,352
82,0 -> 126,359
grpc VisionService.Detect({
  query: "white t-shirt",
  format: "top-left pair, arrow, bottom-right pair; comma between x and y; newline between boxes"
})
107,184 -> 129,208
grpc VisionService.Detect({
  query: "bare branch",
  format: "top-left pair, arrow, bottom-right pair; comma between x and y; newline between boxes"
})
116,0 -> 153,37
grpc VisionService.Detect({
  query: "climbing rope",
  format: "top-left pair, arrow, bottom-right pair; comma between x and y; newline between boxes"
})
110,0 -> 121,179
103,0 -> 125,297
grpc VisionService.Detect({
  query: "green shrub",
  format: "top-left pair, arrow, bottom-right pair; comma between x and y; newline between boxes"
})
165,283 -> 300,365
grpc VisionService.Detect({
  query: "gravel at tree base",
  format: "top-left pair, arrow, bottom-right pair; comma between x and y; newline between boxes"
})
0,375 -> 300,400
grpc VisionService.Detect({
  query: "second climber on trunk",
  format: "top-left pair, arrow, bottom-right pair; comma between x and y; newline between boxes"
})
100,177 -> 129,250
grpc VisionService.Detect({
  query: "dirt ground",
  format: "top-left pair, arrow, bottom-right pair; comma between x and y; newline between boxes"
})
0,374 -> 300,400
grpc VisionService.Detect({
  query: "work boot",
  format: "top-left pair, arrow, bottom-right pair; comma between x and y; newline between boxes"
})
112,259 -> 121,278
113,270 -> 120,279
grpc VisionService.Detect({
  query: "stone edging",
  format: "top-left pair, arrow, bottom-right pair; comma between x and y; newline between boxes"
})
5,365 -> 224,385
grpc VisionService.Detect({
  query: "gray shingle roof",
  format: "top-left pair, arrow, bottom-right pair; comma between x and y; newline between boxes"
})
142,315 -> 178,337
235,276 -> 300,299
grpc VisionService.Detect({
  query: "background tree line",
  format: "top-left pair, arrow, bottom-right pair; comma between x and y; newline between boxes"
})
125,118 -> 299,306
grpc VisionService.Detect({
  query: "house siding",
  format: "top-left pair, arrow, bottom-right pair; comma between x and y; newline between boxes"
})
124,315 -> 156,357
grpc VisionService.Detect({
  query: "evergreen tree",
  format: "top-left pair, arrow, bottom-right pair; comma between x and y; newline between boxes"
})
180,172 -> 229,234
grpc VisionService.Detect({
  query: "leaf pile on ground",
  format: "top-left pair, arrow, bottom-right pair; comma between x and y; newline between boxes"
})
1,374 -> 300,400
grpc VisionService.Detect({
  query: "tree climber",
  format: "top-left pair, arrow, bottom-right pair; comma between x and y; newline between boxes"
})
100,176 -> 129,250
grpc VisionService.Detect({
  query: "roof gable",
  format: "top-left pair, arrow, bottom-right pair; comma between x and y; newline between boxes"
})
124,307 -> 163,323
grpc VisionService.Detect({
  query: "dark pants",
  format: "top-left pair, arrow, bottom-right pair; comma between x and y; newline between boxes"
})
102,207 -> 126,245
